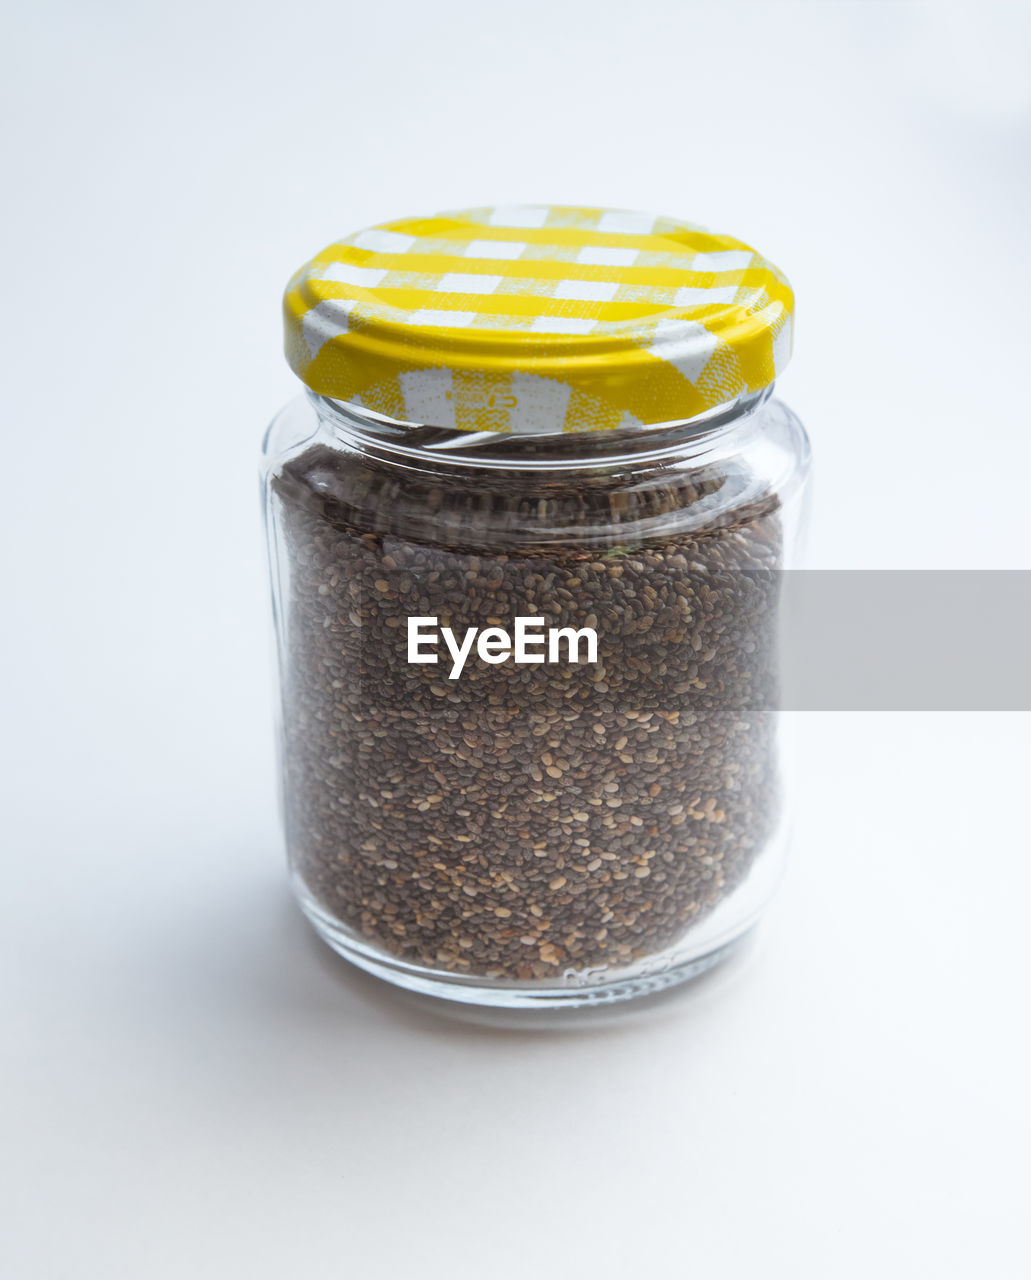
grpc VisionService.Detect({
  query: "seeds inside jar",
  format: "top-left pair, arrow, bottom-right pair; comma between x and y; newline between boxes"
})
273,440 -> 782,980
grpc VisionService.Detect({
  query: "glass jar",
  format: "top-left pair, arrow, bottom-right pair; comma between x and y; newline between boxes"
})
263,205 -> 811,1007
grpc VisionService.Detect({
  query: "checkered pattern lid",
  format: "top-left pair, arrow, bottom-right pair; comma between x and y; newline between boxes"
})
284,205 -> 794,433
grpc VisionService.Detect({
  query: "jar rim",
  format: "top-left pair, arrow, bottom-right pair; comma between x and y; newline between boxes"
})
309,384 -> 775,474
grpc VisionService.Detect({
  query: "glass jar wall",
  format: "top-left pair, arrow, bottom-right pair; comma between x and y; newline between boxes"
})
262,388 -> 810,1006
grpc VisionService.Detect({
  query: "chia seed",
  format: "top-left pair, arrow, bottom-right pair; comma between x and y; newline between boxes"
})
270,433 -> 782,981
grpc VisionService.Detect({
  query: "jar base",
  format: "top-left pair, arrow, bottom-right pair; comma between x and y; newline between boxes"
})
294,878 -> 758,1009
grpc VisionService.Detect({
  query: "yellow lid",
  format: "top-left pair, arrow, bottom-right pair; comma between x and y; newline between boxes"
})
284,205 -> 793,433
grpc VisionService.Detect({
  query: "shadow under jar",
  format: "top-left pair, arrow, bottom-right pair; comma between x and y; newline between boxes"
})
263,204 -> 810,1007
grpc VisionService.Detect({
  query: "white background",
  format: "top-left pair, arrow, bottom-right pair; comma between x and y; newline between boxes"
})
2,2 -> 1029,1276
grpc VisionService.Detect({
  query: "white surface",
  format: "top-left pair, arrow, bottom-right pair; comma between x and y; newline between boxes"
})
2,3 -> 1029,1277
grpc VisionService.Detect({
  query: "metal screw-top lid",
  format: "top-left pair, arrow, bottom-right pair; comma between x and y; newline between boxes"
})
284,204 -> 793,433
